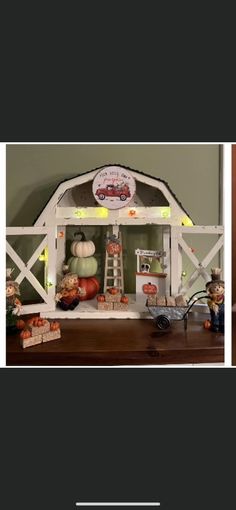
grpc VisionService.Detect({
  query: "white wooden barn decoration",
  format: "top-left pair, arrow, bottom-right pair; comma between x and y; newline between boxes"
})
6,165 -> 224,319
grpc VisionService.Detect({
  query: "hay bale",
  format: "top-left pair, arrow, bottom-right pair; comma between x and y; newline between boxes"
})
97,302 -> 114,311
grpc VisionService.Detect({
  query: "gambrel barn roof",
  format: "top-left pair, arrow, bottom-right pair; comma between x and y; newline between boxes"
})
34,164 -> 194,226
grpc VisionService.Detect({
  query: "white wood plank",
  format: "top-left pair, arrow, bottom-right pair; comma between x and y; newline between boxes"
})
6,240 -> 26,276
46,226 -> 57,308
26,236 -> 47,270
34,169 -> 99,226
178,226 -> 224,234
199,235 -> 224,268
163,226 -> 170,296
178,236 -> 202,268
170,227 -> 181,295
56,226 -> 66,280
6,226 -> 48,235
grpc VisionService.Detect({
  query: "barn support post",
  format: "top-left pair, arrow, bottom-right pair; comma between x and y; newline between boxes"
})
163,226 -> 170,296
170,226 -> 182,295
56,226 -> 66,283
44,226 -> 57,311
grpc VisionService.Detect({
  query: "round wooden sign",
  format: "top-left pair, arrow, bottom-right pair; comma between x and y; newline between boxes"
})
92,166 -> 136,209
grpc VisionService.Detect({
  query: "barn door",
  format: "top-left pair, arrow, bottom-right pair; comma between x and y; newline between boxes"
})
6,226 -> 57,314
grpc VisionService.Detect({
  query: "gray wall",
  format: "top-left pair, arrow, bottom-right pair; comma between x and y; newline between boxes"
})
6,144 -> 221,297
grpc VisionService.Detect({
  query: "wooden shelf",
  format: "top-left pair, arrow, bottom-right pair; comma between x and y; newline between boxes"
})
6,315 -> 224,366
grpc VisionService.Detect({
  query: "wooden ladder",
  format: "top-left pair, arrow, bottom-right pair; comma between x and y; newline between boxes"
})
104,232 -> 124,294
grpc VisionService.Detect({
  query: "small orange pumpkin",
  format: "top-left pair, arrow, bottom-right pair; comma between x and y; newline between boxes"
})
50,321 -> 60,331
120,295 -> 129,304
32,317 -> 39,326
97,294 -> 105,302
16,319 -> 25,330
20,329 -> 31,339
108,287 -> 119,295
204,319 -> 211,330
106,241 -> 122,256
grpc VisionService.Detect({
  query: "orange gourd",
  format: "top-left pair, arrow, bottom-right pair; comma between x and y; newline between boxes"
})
16,319 -> 25,330
204,319 -> 211,330
108,287 -> 119,295
20,329 -> 31,339
97,294 -> 105,302
120,295 -> 129,304
50,321 -> 60,331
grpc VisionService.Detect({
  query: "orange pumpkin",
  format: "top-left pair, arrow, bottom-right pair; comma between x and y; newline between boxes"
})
50,321 -> 60,331
20,329 -> 31,339
97,294 -> 105,302
16,319 -> 25,330
120,295 -> 129,304
108,287 -> 119,295
32,317 -> 39,326
204,319 -> 211,330
106,241 -> 122,256
142,282 -> 157,295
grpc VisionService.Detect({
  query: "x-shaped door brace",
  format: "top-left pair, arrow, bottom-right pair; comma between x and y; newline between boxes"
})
6,235 -> 50,303
178,234 -> 224,293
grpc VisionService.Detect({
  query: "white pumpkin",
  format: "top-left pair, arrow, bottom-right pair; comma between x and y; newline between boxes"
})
70,232 -> 95,258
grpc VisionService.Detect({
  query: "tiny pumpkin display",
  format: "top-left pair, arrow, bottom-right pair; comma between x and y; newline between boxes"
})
70,231 -> 95,258
97,294 -> 105,302
16,319 -> 25,330
20,329 -> 31,339
142,282 -> 158,295
120,295 -> 129,304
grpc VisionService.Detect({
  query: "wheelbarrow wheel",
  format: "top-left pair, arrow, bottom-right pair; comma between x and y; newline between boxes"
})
155,315 -> 170,330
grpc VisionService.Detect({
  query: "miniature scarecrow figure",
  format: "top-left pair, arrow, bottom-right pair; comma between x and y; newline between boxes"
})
55,272 -> 85,310
206,268 -> 224,333
6,269 -> 22,333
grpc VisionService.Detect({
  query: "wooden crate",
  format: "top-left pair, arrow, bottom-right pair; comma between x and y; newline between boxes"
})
97,302 -> 114,311
21,334 -> 42,349
42,329 -> 61,343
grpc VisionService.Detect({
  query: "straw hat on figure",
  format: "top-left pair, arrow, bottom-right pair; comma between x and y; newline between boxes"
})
206,268 -> 224,333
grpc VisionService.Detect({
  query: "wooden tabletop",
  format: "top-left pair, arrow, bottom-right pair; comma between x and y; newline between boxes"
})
6,316 -> 224,366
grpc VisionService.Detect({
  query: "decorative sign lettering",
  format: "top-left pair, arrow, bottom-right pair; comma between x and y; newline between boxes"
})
92,166 -> 136,209
135,249 -> 166,258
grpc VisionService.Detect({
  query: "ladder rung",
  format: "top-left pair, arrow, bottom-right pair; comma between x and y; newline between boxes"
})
106,276 -> 122,280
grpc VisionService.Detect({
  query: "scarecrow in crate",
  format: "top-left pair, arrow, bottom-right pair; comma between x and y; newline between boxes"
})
206,268 -> 224,333
6,269 -> 22,333
55,272 -> 85,311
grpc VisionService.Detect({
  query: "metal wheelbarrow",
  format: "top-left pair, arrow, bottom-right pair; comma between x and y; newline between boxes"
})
147,290 -> 208,331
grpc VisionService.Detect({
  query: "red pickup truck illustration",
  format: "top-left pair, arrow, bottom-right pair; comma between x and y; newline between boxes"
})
95,183 -> 131,201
